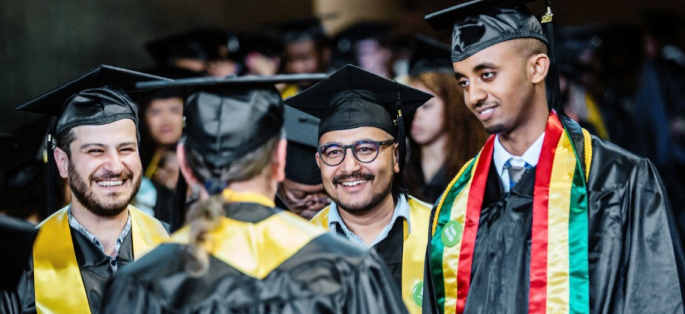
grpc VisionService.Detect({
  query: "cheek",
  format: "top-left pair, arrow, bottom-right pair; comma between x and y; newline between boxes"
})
146,115 -> 161,130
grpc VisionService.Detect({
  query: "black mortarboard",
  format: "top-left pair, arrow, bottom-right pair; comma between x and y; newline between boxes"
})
426,0 -> 548,62
284,64 -> 432,176
0,215 -> 38,290
283,105 -> 321,185
409,34 -> 454,76
426,0 -> 563,112
145,28 -> 227,66
279,18 -> 328,44
137,73 -> 327,231
15,65 -> 172,215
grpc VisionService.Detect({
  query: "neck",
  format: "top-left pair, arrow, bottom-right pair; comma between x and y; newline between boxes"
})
499,98 -> 549,156
69,197 -> 128,257
226,173 -> 277,203
338,192 -> 396,246
420,134 -> 447,182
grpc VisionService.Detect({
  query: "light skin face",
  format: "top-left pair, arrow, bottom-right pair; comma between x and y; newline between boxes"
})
409,81 -> 446,145
356,39 -> 393,78
316,127 -> 399,215
54,119 -> 142,256
145,97 -> 184,147
277,179 -> 330,219
453,39 -> 550,155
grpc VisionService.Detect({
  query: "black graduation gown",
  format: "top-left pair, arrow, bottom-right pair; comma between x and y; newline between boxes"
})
1,228 -> 134,314
331,216 -> 406,289
423,118 -> 685,314
100,203 -> 408,314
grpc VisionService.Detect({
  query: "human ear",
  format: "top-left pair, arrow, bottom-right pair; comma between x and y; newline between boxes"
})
530,54 -> 550,84
273,139 -> 288,182
393,144 -> 400,174
54,148 -> 70,179
176,143 -> 198,186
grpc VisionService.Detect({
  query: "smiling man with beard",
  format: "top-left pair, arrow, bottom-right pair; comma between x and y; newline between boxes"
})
1,65 -> 170,314
286,64 -> 433,314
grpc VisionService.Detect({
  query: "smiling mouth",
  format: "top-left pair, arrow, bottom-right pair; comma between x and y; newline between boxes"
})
97,180 -> 125,187
340,180 -> 367,187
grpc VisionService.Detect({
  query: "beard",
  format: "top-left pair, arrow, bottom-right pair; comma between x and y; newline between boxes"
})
68,161 -> 141,217
332,171 -> 393,215
484,123 -> 509,135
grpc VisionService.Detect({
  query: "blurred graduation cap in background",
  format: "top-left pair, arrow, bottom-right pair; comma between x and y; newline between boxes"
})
408,34 -> 453,76
283,105 -> 321,185
278,18 -> 329,45
145,28 -> 228,72
328,21 -> 393,72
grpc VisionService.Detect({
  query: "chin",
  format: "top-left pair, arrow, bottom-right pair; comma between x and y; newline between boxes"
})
484,123 -> 509,135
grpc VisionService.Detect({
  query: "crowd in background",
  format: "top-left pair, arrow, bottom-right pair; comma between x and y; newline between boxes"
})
1,10 -> 684,241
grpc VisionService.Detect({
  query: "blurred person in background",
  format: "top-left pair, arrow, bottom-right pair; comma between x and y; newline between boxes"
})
276,106 -> 331,219
278,18 -> 330,98
329,21 -> 395,78
634,10 -> 685,241
404,35 -> 488,204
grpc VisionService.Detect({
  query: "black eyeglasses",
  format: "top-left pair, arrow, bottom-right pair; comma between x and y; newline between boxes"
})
317,139 -> 395,166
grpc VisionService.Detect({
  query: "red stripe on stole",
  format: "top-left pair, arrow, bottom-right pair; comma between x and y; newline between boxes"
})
456,135 -> 495,314
529,113 -> 564,314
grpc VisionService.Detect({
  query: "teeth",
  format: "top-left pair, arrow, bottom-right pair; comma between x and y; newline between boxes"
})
480,108 -> 493,115
97,180 -> 123,187
341,180 -> 366,187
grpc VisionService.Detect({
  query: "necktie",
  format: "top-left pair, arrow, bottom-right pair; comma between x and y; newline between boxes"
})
504,158 -> 532,189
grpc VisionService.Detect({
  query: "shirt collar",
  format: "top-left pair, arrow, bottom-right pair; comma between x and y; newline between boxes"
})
493,132 -> 545,174
327,194 -> 411,248
67,206 -> 132,261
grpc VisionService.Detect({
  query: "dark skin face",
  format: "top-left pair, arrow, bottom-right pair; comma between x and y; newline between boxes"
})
277,179 -> 330,219
453,40 -> 550,155
284,40 -> 322,89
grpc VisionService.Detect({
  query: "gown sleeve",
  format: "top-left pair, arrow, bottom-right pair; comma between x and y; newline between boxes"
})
619,158 -> 685,313
100,272 -> 162,314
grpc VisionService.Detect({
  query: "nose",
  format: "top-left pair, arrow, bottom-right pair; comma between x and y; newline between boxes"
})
339,147 -> 361,173
102,151 -> 125,175
466,82 -> 487,108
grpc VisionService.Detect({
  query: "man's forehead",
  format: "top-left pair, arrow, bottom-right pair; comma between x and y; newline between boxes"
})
70,119 -> 138,143
453,39 -> 518,73
319,126 -> 394,144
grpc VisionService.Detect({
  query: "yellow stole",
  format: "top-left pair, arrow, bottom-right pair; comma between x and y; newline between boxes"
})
33,205 -> 169,314
168,189 -> 325,279
309,196 -> 431,314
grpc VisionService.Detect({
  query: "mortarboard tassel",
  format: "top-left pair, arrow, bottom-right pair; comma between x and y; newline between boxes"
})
541,0 -> 565,116
395,83 -> 408,190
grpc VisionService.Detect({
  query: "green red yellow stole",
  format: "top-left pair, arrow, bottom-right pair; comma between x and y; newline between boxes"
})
429,112 -> 591,314
33,205 -> 169,314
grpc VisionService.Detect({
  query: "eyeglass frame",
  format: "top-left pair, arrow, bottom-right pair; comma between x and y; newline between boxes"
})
316,139 -> 396,167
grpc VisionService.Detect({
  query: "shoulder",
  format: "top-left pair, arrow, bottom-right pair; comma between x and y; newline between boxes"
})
309,205 -> 331,228
113,243 -> 186,283
407,195 -> 433,212
588,135 -> 656,191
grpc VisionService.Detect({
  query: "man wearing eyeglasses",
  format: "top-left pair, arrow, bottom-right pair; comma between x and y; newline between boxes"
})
285,64 -> 433,314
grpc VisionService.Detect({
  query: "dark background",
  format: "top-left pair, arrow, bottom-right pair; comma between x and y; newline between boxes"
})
2,0 -> 683,134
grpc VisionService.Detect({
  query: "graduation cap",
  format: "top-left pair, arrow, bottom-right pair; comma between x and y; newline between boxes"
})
408,34 -> 453,76
284,64 -> 432,178
15,65 -> 172,214
145,28 -> 227,67
279,18 -> 329,45
0,215 -> 39,290
283,105 -> 321,185
137,73 -> 327,231
425,0 -> 563,112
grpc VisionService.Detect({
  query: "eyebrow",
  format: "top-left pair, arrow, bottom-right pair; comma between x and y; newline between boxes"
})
473,62 -> 498,72
79,142 -> 137,150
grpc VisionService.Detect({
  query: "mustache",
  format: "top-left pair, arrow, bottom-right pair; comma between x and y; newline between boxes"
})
474,100 -> 498,109
90,170 -> 134,181
333,172 -> 375,185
